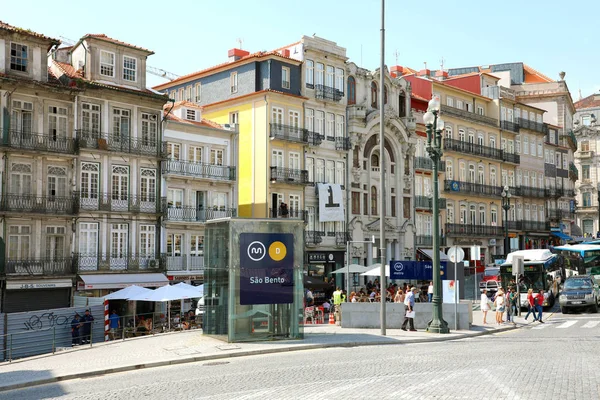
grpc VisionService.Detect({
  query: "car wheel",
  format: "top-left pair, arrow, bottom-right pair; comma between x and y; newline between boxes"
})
561,307 -> 569,314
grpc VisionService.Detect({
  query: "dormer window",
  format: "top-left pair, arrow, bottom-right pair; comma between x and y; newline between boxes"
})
10,43 -> 28,72
123,56 -> 136,81
100,50 -> 115,77
186,109 -> 197,121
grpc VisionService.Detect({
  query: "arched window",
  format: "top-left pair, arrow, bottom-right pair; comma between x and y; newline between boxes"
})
384,86 -> 388,104
347,76 -> 356,105
371,186 -> 378,215
371,82 -> 378,108
371,153 -> 379,169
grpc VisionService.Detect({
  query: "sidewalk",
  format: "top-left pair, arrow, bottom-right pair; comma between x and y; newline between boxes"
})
0,309 -> 522,392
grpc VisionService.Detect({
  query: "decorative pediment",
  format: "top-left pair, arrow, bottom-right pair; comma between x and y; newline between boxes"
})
365,218 -> 397,232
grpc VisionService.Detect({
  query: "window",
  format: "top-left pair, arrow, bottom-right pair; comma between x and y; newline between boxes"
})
306,60 -> 314,87
335,68 -> 344,92
111,165 -> 129,202
139,225 -> 155,258
140,168 -> 156,202
10,43 -> 28,72
185,86 -> 192,102
326,113 -> 335,138
563,156 -> 567,170
212,192 -> 228,211
306,157 -> 314,182
305,109 -> 314,132
490,167 -> 497,186
336,161 -> 345,186
46,226 -> 65,260
446,203 -> 454,223
167,234 -> 182,257
469,205 -> 476,224
190,235 -> 204,258
459,129 -> 466,142
446,97 -> 454,107
477,106 -> 484,116
167,143 -> 180,160
272,150 -> 284,168
282,66 -> 290,89
371,82 -> 378,108
489,135 -> 496,149
179,88 -> 184,101
211,149 -> 223,166
316,63 -> 324,85
289,110 -> 300,129
47,166 -> 67,198
10,163 -> 32,195
290,152 -> 301,171
456,99 -> 463,110
336,115 -> 345,138
352,192 -> 360,214
445,160 -> 453,180
167,189 -> 183,208
110,223 -> 128,259
515,135 -> 520,154
326,160 -> 335,182
271,107 -> 284,125
347,76 -> 356,105
123,56 -> 136,81
100,50 -> 115,77
79,222 -> 98,258
530,137 -> 536,156
80,103 -> 100,136
583,165 -> 591,180
371,186 -> 378,215
316,159 -> 325,182
48,106 -> 67,141
326,66 -> 334,87
465,102 -> 472,112
507,108 -> 513,122
581,140 -> 590,152
170,90 -> 176,101
316,111 -> 325,135
479,206 -> 486,225
469,164 -> 475,183
523,136 -> 529,155
582,115 -> 591,126
195,83 -> 202,102
11,100 -> 33,134
229,111 -> 239,125
459,161 -> 466,181
80,162 -> 99,203
141,113 -> 157,147
230,72 -> 238,93
445,125 -> 453,139
478,165 -> 485,185
189,146 -> 203,163
113,108 -> 130,140
8,226 -> 30,259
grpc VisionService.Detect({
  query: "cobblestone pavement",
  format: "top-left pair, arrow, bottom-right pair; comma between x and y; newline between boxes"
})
1,308 -> 597,399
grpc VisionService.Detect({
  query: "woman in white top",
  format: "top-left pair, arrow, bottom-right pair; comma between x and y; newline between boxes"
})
480,289 -> 490,324
494,289 -> 506,325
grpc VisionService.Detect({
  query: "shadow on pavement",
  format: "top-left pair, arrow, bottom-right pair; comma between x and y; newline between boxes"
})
0,370 -> 65,399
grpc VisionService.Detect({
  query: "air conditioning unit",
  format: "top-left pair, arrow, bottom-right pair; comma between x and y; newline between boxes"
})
222,123 -> 237,131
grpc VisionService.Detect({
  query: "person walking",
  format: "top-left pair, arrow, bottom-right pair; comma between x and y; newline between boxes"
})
427,281 -> 434,302
494,289 -> 506,325
108,310 -> 121,340
71,313 -> 82,347
505,288 -> 516,325
480,289 -> 491,324
524,288 -> 538,322
81,309 -> 94,344
401,287 -> 418,332
535,290 -> 545,323
332,287 -> 343,324
394,288 -> 405,304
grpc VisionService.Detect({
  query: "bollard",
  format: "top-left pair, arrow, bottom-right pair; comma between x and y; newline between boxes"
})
52,327 -> 56,354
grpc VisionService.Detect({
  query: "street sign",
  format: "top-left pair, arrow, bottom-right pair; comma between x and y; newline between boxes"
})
447,246 -> 465,263
512,255 -> 524,276
389,260 -> 447,280
470,246 -> 481,261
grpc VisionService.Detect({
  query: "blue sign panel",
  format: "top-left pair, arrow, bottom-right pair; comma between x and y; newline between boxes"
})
240,233 -> 294,305
389,260 -> 447,281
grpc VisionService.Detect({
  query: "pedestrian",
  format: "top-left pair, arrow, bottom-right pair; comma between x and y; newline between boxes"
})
81,309 -> 94,344
480,289 -> 491,324
494,289 -> 505,325
305,288 -> 314,306
109,309 -> 121,340
71,312 -> 82,347
524,288 -> 538,322
394,288 -> 405,303
332,287 -> 343,324
505,288 -> 516,325
535,289 -> 545,323
427,281 -> 434,302
401,287 -> 418,332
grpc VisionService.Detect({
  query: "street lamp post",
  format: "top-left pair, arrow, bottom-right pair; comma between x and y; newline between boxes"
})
501,185 -> 511,256
424,96 -> 449,334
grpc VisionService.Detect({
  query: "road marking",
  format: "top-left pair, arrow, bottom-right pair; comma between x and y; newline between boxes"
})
556,321 -> 577,329
532,324 -> 549,330
582,321 -> 600,329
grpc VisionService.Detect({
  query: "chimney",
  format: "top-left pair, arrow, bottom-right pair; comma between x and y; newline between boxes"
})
435,70 -> 448,80
390,65 -> 403,78
280,49 -> 290,58
417,69 -> 431,77
228,48 -> 250,62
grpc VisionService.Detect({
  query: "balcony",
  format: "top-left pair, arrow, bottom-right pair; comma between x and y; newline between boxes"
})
440,104 -> 498,128
561,130 -> 577,151
3,129 -> 78,155
443,180 -> 502,197
576,150 -> 594,159
269,123 -> 309,144
79,194 -> 166,214
0,193 -> 79,215
269,207 -> 307,221
270,167 -> 311,185
162,160 -> 236,181
545,188 -> 564,198
165,255 -> 204,273
415,195 -> 446,210
305,230 -> 324,246
307,131 -> 324,146
165,206 -> 236,222
500,120 -> 519,133
548,210 -> 576,220
445,223 -> 504,237
77,130 -> 166,158
315,84 -> 343,102
3,257 -> 76,276
507,221 -> 550,231
335,231 -> 351,246
414,157 -> 445,172
416,235 -> 447,247
564,189 -> 575,197
503,152 -> 520,164
515,186 -> 545,198
76,253 -> 166,272
443,138 -> 503,161
348,105 -> 367,120
569,162 -> 579,181
335,137 -> 351,151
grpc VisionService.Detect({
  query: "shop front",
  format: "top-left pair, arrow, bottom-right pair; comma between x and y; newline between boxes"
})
2,279 -> 73,313
305,251 -> 345,303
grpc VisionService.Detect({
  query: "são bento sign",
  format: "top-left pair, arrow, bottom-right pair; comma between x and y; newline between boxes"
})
240,233 -> 294,305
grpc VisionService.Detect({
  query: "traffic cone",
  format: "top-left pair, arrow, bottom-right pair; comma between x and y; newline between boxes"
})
329,312 -> 335,324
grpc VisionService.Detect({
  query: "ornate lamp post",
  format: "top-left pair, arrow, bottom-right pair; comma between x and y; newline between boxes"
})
424,96 -> 449,334
501,185 -> 511,256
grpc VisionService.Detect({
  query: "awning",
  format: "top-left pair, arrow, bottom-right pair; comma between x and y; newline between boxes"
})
418,249 -> 449,261
6,278 -> 73,290
551,232 -> 573,241
78,273 -> 169,290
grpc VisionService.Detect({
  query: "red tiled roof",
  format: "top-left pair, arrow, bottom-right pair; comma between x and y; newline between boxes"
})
522,64 -> 553,83
53,60 -> 83,79
0,20 -> 60,45
411,93 -> 429,102
78,34 -> 154,54
164,100 -> 203,111
574,93 -> 600,110
164,112 -> 224,130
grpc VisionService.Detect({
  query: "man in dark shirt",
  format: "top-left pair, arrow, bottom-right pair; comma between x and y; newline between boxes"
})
81,309 -> 94,344
71,313 -> 81,347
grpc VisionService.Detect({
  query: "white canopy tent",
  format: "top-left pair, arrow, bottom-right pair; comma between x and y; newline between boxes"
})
174,282 -> 204,297
331,264 -> 368,274
361,264 -> 391,277
103,285 -> 152,300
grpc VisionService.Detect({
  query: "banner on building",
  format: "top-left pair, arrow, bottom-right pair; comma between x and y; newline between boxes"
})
317,183 -> 344,222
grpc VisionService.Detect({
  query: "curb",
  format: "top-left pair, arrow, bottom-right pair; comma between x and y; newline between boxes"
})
0,325 -> 516,392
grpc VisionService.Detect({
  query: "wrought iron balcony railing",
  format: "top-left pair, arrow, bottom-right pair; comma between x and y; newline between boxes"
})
415,235 -> 447,247
569,161 -> 579,181
162,160 -> 236,181
77,130 -> 166,158
503,152 -> 520,164
76,253 -> 166,272
507,220 -> 550,231
307,131 -> 324,146
335,137 -> 351,151
165,206 -> 236,222
500,120 -> 519,133
305,230 -> 324,245
517,118 -> 530,130
270,167 -> 311,185
440,104 -> 498,128
335,231 -> 352,246
415,195 -> 446,210
269,123 -> 309,144
315,84 -> 343,102
269,207 -> 307,221
413,156 -> 445,171
515,186 -> 546,198
3,129 -> 78,154
548,209 -> 576,220
565,189 -> 575,197
0,193 -> 79,215
545,188 -> 564,198
3,257 -> 76,276
443,180 -> 502,197
79,193 -> 166,214
561,129 -> 577,151
443,138 -> 504,161
445,223 -> 504,237
165,255 -> 204,272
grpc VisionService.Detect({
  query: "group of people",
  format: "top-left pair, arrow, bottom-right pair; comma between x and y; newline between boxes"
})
70,309 -> 95,346
480,287 -> 545,325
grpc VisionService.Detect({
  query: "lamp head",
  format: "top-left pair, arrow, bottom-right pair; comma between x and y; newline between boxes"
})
436,118 -> 445,131
428,96 -> 441,112
423,111 -> 435,126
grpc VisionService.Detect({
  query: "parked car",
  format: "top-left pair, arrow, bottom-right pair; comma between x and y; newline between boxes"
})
559,275 -> 600,314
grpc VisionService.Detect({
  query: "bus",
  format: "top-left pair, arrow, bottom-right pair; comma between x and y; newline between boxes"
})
552,244 -> 600,277
499,249 -> 563,308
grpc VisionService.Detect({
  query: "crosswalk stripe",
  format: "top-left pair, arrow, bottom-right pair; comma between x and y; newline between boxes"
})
532,324 -> 549,330
556,321 -> 577,329
582,321 -> 600,329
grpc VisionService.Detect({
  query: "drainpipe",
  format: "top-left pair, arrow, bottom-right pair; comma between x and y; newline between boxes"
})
264,95 -> 268,218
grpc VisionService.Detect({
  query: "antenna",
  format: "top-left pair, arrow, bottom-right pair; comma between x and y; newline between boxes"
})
440,56 -> 445,72
393,49 -> 400,65
424,61 -> 427,70
236,38 -> 243,49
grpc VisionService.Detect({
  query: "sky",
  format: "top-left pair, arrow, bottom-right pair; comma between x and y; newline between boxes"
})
4,0 -> 598,100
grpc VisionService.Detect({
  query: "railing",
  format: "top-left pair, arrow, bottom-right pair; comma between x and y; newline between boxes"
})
307,131 -> 324,146
165,255 -> 204,272
565,189 -> 575,197
413,157 -> 445,171
547,210 -> 575,220
268,207 -> 307,221
545,188 -> 564,198
443,180 -> 502,197
416,235 -> 447,247
3,129 -> 78,154
305,230 -> 324,245
500,120 -> 519,133
415,195 -> 446,210
3,257 -> 76,276
544,163 -> 557,177
507,221 -> 550,231
162,160 -> 236,181
269,123 -> 309,144
79,194 -> 166,214
335,232 -> 351,246
515,186 -> 545,198
270,167 -> 311,185
517,118 -> 530,130
0,193 -> 79,215
561,129 -> 577,150
315,84 -> 343,102
76,253 -> 166,272
440,104 -> 498,128
569,161 -> 579,181
335,137 -> 351,151
77,130 -> 166,158
165,206 -> 236,222
503,152 -> 520,164
443,138 -> 504,161
445,223 -> 504,237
